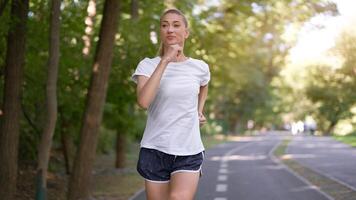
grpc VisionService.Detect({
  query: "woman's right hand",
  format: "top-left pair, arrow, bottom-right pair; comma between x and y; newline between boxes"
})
199,112 -> 207,126
162,44 -> 182,63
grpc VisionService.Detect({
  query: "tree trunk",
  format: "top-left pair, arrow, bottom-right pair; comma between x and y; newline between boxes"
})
115,132 -> 126,168
130,0 -> 138,20
228,115 -> 239,134
0,0 -> 29,199
60,125 -> 73,175
36,0 -> 61,191
67,0 -> 120,199
57,106 -> 74,175
325,121 -> 337,136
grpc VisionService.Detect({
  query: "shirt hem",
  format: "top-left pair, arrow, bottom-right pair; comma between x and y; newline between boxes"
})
140,144 -> 205,156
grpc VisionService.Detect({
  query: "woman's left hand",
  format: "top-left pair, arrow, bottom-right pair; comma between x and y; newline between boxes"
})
199,112 -> 207,126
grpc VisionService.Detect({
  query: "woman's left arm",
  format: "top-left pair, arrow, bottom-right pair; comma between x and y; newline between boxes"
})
198,85 -> 208,113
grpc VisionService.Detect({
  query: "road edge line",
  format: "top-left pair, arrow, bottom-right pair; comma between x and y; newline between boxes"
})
268,139 -> 334,200
287,137 -> 356,192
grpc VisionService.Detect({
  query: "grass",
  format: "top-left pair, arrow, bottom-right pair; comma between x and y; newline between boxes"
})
92,133 -> 228,199
93,173 -> 143,200
274,139 -> 356,200
92,140 -> 143,199
273,139 -> 290,157
202,134 -> 228,149
333,134 -> 356,147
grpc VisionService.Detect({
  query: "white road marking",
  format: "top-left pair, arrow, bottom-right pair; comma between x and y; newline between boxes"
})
216,184 -> 227,192
212,140 -> 256,200
218,175 -> 228,181
220,162 -> 228,168
219,168 -> 228,174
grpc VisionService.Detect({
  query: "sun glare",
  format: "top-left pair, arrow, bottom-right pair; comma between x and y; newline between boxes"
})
289,0 -> 356,66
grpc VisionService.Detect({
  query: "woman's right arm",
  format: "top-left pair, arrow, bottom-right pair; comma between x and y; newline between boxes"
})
136,59 -> 169,109
136,44 -> 182,109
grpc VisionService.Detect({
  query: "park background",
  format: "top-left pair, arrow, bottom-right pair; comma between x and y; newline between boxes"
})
0,0 -> 355,199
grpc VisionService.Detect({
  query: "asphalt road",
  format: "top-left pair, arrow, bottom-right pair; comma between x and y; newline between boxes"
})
195,133 -> 331,200
130,132 -> 335,200
287,135 -> 356,191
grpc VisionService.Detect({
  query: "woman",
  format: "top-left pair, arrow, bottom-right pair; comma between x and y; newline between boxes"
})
131,8 -> 210,200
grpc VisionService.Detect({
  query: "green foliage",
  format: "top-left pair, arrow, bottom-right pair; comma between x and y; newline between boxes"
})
0,1 -> 11,118
0,0 -> 339,163
305,65 -> 355,133
184,0 -> 337,133
97,127 -> 116,154
304,30 -> 356,134
0,2 -> 10,72
103,0 -> 166,140
19,0 -> 50,161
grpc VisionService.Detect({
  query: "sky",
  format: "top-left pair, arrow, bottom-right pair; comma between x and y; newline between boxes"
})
289,0 -> 356,65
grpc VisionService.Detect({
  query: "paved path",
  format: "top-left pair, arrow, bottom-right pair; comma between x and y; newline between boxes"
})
287,135 -> 356,191
130,133 -> 334,200
195,134 -> 331,200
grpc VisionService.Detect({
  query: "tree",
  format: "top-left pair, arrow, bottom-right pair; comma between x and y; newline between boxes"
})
68,0 -> 120,199
305,65 -> 355,135
131,0 -> 138,20
188,0 -> 337,133
0,0 -> 29,199
305,31 -> 356,135
103,0 -> 166,168
36,0 -> 61,198
113,0 -> 138,169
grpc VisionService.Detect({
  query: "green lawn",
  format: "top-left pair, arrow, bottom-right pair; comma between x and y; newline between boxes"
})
333,134 -> 356,147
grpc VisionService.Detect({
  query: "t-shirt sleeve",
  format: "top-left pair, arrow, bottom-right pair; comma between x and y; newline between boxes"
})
131,58 -> 154,84
200,62 -> 211,86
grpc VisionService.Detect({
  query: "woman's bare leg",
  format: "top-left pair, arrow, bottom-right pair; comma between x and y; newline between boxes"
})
145,180 -> 169,200
169,172 -> 200,200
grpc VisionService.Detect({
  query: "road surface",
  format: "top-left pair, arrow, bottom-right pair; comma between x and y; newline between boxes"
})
287,135 -> 356,191
130,133 -> 340,200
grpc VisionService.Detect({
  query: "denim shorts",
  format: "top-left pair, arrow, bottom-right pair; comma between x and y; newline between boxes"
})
137,147 -> 204,183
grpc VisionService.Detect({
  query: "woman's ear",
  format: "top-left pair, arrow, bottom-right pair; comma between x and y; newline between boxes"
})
185,29 -> 190,39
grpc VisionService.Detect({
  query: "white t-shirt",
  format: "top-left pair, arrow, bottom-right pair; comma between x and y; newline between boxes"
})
132,56 -> 210,155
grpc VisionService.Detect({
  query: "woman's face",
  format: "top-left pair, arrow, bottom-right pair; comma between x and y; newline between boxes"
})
160,13 -> 189,46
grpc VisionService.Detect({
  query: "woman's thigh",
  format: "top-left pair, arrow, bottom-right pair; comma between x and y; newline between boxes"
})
169,172 -> 200,200
145,181 -> 169,200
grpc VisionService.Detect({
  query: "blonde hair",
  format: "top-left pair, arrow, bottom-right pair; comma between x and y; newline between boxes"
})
158,8 -> 188,57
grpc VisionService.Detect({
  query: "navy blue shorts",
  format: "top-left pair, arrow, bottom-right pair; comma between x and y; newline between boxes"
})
137,147 -> 204,183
